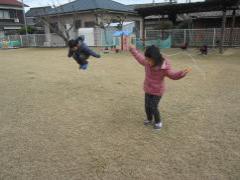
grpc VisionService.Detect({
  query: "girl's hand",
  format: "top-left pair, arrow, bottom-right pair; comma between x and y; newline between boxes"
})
129,45 -> 135,51
183,67 -> 192,75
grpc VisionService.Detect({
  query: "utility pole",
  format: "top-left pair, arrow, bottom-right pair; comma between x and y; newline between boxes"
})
21,0 -> 28,35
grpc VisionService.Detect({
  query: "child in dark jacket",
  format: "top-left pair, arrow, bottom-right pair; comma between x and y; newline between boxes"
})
200,45 -> 208,55
68,36 -> 101,70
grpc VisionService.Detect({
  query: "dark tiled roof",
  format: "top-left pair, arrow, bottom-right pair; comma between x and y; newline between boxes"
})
0,0 -> 28,7
26,6 -> 53,17
48,0 -> 136,15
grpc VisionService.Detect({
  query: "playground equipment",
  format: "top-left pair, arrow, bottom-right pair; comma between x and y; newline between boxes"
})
0,39 -> 21,49
113,30 -> 136,51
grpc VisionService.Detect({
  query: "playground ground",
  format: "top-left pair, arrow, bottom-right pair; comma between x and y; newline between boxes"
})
0,48 -> 239,179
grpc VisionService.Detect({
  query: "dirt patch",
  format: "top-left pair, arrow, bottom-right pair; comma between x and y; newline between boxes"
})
0,48 -> 240,180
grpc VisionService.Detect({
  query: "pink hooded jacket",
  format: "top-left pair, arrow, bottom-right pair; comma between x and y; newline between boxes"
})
130,47 -> 186,96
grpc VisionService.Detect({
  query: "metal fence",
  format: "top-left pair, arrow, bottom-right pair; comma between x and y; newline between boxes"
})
1,28 -> 240,48
0,34 -> 66,48
146,28 -> 240,47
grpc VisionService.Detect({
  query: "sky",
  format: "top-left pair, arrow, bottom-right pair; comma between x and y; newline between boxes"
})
22,0 -> 204,9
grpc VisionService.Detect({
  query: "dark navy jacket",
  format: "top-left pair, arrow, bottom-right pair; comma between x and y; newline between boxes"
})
68,38 -> 100,60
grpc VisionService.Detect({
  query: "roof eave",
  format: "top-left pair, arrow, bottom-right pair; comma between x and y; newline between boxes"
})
0,4 -> 29,8
42,9 -> 139,17
136,1 -> 240,17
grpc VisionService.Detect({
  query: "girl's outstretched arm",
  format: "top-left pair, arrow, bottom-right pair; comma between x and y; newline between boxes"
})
129,46 -> 147,66
164,60 -> 188,80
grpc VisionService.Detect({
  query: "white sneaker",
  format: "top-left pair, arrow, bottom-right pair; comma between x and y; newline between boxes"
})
154,122 -> 163,130
144,120 -> 152,126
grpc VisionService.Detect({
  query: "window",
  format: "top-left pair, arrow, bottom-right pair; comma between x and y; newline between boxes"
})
84,21 -> 95,28
0,10 -> 10,19
75,20 -> 82,29
33,18 -> 37,23
50,22 -> 59,33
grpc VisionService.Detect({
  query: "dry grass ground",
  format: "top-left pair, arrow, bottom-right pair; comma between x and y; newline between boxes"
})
0,48 -> 239,180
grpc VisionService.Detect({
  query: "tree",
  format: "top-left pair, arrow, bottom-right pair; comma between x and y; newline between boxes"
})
40,4 -> 77,44
115,15 -> 127,31
18,26 -> 36,35
155,20 -> 173,30
94,10 -> 113,29
94,11 -> 114,46
94,11 -> 127,48
40,2 -> 128,47
115,15 -> 127,50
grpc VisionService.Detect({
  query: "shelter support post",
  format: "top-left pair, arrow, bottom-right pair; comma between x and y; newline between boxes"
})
229,10 -> 236,47
220,9 -> 227,54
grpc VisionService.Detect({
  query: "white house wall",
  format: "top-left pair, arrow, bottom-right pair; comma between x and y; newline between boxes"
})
44,13 -> 96,38
43,12 -> 143,44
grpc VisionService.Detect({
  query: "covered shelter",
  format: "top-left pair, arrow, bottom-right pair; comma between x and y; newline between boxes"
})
135,0 -> 240,53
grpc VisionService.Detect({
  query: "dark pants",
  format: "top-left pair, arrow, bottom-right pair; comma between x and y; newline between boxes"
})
73,53 -> 88,66
145,93 -> 161,123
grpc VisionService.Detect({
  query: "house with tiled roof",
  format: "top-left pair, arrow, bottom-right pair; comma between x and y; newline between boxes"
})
0,0 -> 28,36
26,6 -> 53,33
40,0 -> 143,39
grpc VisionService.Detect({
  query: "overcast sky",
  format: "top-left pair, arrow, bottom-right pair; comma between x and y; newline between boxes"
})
23,0 -> 204,9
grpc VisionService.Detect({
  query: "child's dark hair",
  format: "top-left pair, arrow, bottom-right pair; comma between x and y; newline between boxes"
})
68,39 -> 78,48
145,45 -> 165,67
78,35 -> 85,42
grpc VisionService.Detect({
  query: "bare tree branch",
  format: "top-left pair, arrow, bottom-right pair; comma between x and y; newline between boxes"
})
94,11 -> 114,30
116,14 -> 127,30
39,2 -> 78,44
40,16 -> 68,43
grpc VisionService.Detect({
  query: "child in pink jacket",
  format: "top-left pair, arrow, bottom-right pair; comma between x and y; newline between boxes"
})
129,45 -> 190,129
